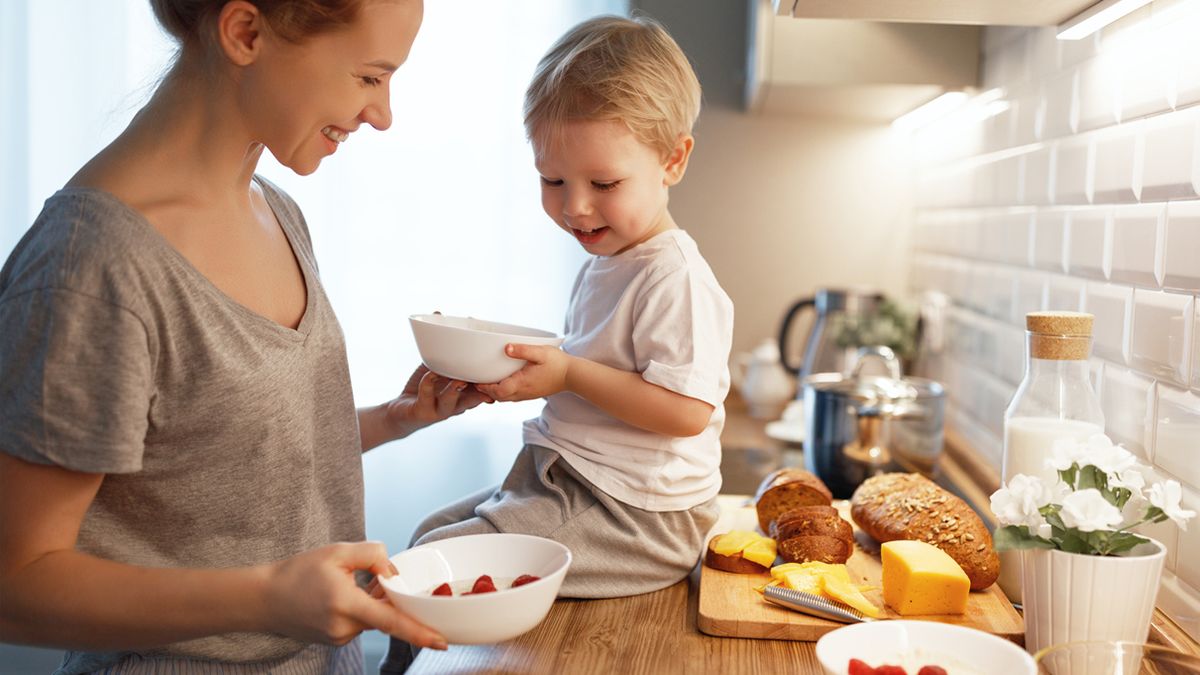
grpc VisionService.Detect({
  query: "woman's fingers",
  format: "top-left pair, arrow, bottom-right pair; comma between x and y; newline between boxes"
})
349,593 -> 447,649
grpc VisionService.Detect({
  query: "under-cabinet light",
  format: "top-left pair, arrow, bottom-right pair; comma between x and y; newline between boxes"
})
1057,0 -> 1153,40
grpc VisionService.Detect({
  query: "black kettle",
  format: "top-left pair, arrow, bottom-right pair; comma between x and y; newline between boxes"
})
777,288 -> 885,384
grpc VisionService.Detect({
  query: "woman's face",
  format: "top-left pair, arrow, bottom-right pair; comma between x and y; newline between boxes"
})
240,0 -> 423,175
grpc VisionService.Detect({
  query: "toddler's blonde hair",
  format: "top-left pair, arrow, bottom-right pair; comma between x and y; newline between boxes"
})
523,15 -> 701,160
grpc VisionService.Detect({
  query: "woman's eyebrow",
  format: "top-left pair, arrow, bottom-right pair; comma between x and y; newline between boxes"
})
364,60 -> 399,72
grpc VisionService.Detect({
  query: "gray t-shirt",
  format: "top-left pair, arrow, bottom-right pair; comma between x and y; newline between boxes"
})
0,178 -> 364,668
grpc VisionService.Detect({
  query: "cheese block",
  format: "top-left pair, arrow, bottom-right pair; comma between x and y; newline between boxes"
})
881,540 -> 970,616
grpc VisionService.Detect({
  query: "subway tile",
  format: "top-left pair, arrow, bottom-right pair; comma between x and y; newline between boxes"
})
983,99 -> 1019,153
1027,28 -> 1059,79
1078,56 -> 1121,132
994,155 -> 1022,205
1047,273 -> 1086,313
1174,485 -> 1200,594
1032,208 -> 1067,272
997,322 -> 1026,386
972,161 -> 997,208
1059,31 -> 1099,69
1054,139 -> 1092,205
1164,200 -> 1200,293
1118,33 -> 1174,120
1012,270 -> 1047,326
1140,110 -> 1200,201
1155,385 -> 1200,491
1131,289 -> 1194,386
957,211 -> 984,258
1086,281 -> 1133,363
1023,146 -> 1053,205
1101,365 -> 1154,458
982,210 -> 1033,266
1066,206 -> 1112,279
1158,0 -> 1200,109
1040,70 -> 1079,141
1091,126 -> 1140,203
984,266 -> 1015,320
1014,88 -> 1041,147
1110,203 -> 1165,288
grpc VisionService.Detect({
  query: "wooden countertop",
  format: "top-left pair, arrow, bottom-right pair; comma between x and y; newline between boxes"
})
407,398 -> 1200,673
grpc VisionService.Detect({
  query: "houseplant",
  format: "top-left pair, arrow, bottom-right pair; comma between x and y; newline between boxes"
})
989,433 -> 1195,656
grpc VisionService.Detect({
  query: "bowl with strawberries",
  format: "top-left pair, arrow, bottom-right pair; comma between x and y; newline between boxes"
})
378,532 -> 572,644
815,620 -> 1035,675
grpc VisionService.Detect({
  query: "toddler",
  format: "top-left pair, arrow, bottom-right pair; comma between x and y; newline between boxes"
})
412,13 -> 732,599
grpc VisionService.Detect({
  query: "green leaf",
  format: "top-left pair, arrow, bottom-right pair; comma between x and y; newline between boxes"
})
1056,527 -> 1093,554
1078,465 -> 1107,491
1112,487 -> 1132,509
1102,532 -> 1150,556
993,525 -> 1057,552
1060,465 -> 1079,488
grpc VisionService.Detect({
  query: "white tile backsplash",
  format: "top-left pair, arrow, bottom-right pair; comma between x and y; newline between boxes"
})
1085,282 -> 1132,363
1164,201 -> 1200,292
913,13 -> 1200,637
1139,108 -> 1200,201
1110,203 -> 1164,287
1066,206 -> 1111,279
1131,290 -> 1194,387
1155,385 -> 1200,491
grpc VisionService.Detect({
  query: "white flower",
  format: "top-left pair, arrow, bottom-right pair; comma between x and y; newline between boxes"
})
1059,489 -> 1124,532
991,474 -> 1060,529
1083,434 -> 1138,476
1045,436 -> 1092,473
1148,480 -> 1197,531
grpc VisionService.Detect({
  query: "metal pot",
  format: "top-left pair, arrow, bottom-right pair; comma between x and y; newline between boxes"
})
802,345 -> 945,499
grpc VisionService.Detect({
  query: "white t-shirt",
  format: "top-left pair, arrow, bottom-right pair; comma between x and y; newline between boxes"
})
523,229 -> 734,511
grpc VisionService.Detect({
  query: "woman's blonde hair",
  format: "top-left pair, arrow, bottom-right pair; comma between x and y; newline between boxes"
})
523,15 -> 701,159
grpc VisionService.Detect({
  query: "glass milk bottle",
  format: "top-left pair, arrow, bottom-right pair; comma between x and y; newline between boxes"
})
997,311 -> 1104,602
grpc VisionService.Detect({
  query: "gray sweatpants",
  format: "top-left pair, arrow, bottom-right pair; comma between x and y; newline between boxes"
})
409,444 -> 719,598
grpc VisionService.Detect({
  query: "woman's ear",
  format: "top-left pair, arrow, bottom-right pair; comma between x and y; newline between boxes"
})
663,134 -> 695,187
216,0 -> 264,66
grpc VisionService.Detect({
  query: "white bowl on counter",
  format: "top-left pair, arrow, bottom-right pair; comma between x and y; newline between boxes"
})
378,533 -> 572,644
409,313 -> 563,384
815,620 -> 1035,675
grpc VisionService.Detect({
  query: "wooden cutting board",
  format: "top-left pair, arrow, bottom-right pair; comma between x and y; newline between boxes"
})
697,495 -> 1024,642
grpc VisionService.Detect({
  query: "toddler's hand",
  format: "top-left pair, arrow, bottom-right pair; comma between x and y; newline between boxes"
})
476,344 -> 569,402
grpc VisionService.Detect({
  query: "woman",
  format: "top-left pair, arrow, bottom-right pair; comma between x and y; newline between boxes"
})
0,0 -> 484,672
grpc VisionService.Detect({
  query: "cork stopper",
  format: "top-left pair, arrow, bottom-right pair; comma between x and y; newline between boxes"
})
1026,311 -> 1093,360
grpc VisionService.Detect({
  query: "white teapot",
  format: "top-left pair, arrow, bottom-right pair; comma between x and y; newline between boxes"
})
732,340 -> 795,419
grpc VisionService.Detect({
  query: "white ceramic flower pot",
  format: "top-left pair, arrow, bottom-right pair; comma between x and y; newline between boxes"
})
1020,537 -> 1166,657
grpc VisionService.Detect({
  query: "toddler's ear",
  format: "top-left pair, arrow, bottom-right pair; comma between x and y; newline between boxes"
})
663,135 -> 695,186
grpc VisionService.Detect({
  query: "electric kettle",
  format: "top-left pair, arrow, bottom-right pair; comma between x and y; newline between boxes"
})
777,288 -> 885,383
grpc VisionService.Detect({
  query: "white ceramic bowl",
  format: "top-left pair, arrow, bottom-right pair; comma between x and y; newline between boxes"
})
409,314 -> 564,384
815,620 -> 1036,675
378,533 -> 572,644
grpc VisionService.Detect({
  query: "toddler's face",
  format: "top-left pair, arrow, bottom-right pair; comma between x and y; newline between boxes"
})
533,119 -> 678,256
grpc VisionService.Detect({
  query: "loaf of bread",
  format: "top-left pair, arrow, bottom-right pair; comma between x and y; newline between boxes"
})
850,473 -> 999,590
753,468 -> 833,534
770,504 -> 854,564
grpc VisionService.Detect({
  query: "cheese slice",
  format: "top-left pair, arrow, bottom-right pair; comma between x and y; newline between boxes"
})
741,537 -> 778,567
881,540 -> 970,616
711,530 -> 761,556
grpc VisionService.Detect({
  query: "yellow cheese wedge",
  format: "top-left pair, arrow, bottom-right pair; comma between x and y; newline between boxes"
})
741,537 -> 778,568
711,530 -> 761,556
881,540 -> 970,616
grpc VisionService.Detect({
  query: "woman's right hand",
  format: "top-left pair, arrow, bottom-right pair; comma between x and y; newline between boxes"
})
263,541 -> 447,650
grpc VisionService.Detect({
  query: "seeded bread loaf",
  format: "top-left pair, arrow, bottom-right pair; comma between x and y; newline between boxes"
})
777,535 -> 854,565
754,468 -> 833,534
850,473 -> 999,590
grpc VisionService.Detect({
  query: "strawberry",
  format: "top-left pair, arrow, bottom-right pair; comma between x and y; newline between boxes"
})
917,668 -> 947,675
511,574 -> 541,588
848,659 -> 876,675
874,666 -> 908,675
471,574 -> 497,594
431,582 -> 452,596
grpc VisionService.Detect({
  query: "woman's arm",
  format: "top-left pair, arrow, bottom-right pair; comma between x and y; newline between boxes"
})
475,344 -> 714,437
0,453 -> 446,651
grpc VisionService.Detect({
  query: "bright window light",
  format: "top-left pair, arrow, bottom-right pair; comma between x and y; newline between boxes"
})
1057,0 -> 1154,40
891,91 -> 969,132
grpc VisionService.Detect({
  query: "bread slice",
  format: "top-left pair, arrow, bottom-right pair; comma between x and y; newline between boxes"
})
772,505 -> 853,542
754,468 -> 833,534
777,535 -> 853,565
850,472 -> 999,590
704,537 -> 770,574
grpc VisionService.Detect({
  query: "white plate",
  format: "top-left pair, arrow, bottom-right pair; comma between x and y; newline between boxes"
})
815,620 -> 1035,675
765,420 -> 805,444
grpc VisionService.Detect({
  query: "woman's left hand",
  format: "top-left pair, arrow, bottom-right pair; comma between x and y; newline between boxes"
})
387,365 -> 492,435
